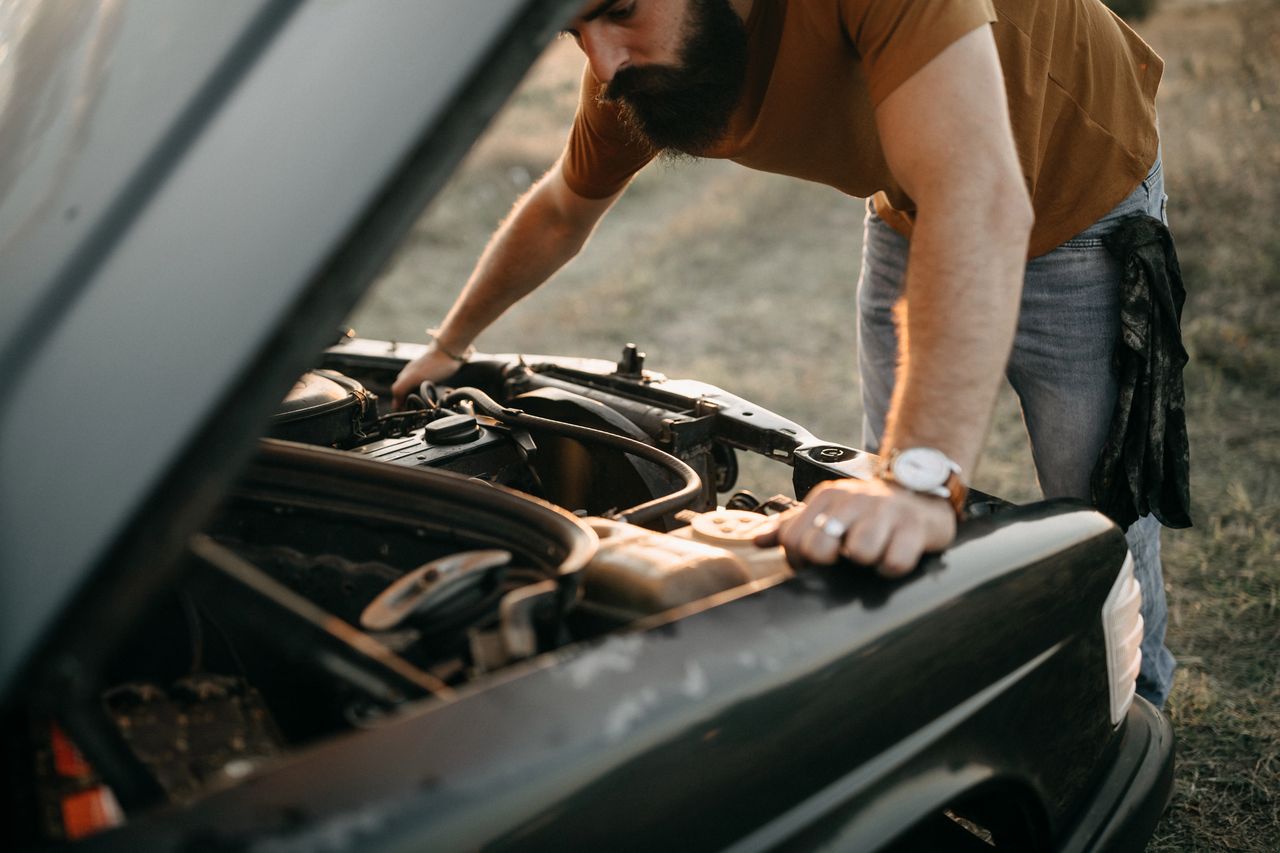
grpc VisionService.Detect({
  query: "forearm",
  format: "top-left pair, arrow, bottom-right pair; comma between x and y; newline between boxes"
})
761,191 -> 1030,575
881,184 -> 1032,473
390,162 -> 618,405
435,161 -> 616,351
873,25 -> 1034,477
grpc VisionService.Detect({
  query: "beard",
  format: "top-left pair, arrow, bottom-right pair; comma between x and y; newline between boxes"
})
600,0 -> 749,156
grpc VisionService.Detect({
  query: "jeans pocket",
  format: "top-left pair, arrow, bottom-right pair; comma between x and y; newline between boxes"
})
1141,156 -> 1164,193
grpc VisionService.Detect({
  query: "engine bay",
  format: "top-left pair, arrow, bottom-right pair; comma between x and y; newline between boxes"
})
20,343 -> 878,842
205,351 -> 804,699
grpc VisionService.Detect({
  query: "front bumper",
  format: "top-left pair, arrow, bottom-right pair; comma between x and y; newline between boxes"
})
1062,696 -> 1175,852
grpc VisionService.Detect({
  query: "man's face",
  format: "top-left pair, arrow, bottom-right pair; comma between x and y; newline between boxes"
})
566,0 -> 749,155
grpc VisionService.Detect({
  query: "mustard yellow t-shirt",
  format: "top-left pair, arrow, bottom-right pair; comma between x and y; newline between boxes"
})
562,0 -> 1163,258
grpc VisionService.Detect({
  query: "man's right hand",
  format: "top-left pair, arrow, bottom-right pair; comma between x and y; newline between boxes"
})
391,344 -> 465,409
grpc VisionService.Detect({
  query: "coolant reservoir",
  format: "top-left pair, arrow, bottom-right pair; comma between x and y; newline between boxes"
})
670,509 -> 792,581
582,512 -> 791,618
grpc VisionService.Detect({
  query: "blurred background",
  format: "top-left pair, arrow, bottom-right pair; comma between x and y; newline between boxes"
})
348,1 -> 1279,849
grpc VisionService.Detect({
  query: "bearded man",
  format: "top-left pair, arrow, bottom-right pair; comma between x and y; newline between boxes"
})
392,0 -> 1177,707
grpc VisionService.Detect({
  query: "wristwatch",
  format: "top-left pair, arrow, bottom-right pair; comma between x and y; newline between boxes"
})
878,447 -> 969,519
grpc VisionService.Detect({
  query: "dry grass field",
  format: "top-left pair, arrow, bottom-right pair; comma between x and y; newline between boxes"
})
349,1 -> 1279,848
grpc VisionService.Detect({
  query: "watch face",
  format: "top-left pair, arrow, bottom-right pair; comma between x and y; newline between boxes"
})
892,447 -> 951,491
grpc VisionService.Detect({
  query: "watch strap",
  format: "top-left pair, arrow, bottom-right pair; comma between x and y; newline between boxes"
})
942,470 -> 969,519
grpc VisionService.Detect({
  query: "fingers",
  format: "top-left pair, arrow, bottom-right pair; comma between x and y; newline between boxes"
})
877,525 -> 925,577
390,349 -> 461,410
773,504 -> 843,569
797,512 -> 849,566
390,372 -> 414,411
754,480 -> 957,577
839,510 -> 894,567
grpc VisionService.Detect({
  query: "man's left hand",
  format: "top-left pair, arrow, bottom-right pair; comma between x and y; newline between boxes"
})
753,479 -> 957,577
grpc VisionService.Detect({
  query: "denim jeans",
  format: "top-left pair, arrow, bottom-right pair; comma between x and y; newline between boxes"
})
856,159 -> 1176,708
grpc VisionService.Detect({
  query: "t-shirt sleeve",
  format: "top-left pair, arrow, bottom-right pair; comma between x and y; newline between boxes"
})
839,0 -> 997,107
561,65 -> 657,200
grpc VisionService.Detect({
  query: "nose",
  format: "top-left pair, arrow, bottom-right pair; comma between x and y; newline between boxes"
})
579,30 -> 629,83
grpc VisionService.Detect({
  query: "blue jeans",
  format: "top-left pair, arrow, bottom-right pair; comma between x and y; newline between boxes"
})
856,159 -> 1176,708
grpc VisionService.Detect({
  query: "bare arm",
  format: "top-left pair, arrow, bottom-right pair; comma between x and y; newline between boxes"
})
391,158 -> 622,405
759,26 -> 1034,574
874,25 -> 1032,474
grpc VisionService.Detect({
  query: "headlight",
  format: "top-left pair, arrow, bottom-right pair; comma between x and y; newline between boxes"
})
1101,551 -> 1144,725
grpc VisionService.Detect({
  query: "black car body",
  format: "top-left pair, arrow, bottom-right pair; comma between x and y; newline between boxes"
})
0,1 -> 1172,850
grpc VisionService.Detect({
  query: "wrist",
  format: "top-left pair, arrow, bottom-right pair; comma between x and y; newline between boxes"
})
426,328 -> 474,364
877,446 -> 968,520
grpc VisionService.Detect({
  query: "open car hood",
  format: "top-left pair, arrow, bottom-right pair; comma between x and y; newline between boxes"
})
0,0 -> 579,699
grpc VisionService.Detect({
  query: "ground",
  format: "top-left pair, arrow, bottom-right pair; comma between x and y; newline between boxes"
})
348,1 -> 1280,849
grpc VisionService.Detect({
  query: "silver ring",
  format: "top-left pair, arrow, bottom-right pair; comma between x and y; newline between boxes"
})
811,513 -> 848,540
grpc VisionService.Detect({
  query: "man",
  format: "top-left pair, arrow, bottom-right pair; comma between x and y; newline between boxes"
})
392,0 -> 1175,706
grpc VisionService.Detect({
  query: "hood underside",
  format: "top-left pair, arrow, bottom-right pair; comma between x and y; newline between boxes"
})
0,0 -> 578,698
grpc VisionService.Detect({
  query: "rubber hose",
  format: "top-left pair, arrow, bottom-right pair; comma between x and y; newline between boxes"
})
440,387 -> 702,525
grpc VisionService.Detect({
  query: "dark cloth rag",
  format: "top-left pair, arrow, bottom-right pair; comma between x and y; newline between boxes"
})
1091,214 -> 1193,531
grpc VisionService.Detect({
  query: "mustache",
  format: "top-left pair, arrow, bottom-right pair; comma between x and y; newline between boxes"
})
601,64 -> 687,103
